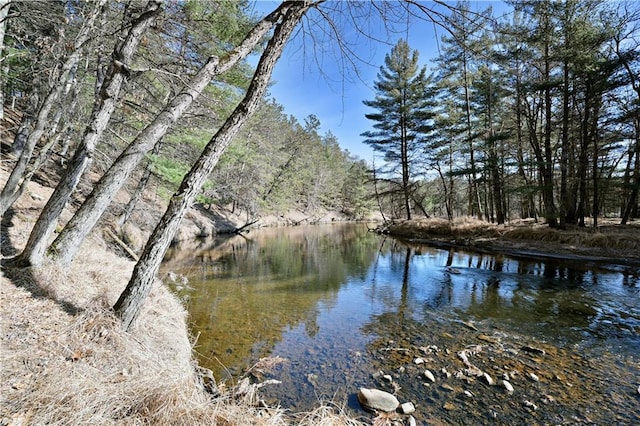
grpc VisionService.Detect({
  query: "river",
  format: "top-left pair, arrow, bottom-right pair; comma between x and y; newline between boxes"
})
162,223 -> 640,424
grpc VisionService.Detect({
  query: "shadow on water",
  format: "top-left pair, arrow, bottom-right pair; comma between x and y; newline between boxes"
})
163,224 -> 640,422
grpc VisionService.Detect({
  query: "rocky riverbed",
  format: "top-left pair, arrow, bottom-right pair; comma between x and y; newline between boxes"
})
257,311 -> 639,425
359,316 -> 639,425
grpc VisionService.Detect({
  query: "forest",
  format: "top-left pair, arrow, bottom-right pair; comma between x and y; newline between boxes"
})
1,0 -> 639,326
363,1 -> 640,227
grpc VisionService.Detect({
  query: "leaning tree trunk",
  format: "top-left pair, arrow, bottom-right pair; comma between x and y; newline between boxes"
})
11,0 -> 163,267
48,4 -> 289,265
0,0 -> 106,217
114,1 -> 314,331
0,0 -> 11,121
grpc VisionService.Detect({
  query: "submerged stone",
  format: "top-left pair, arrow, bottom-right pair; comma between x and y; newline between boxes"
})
502,380 -> 515,393
424,369 -> 436,383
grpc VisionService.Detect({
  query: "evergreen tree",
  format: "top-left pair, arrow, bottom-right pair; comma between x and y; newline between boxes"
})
362,39 -> 434,220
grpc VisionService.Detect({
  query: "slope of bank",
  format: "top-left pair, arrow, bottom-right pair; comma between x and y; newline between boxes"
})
0,167 -> 363,424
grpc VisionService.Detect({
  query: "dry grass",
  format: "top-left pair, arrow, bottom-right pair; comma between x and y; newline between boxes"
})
502,224 -> 640,251
385,217 -> 501,239
384,217 -> 640,256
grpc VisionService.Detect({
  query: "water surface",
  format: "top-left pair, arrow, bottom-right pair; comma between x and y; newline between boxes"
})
163,224 -> 640,424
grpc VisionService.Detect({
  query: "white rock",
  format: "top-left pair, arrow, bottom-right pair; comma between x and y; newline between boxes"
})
414,357 -> 425,365
399,402 -> 416,414
407,415 -> 417,426
503,380 -> 514,393
357,388 -> 400,413
457,350 -> 470,365
483,373 -> 495,386
382,374 -> 393,383
424,369 -> 436,383
528,372 -> 540,382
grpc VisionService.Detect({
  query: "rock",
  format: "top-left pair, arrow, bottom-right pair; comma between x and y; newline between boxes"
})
357,388 -> 400,413
502,380 -> 514,393
461,320 -> 479,331
477,334 -> 498,343
382,374 -> 393,383
443,402 -> 456,411
528,372 -> 540,382
372,371 -> 385,380
464,390 -> 474,398
457,350 -> 470,365
407,415 -> 417,426
414,357 -> 425,365
541,394 -> 555,404
637,385 -> 640,395
465,366 -> 484,377
306,373 -> 318,387
441,383 -> 455,392
424,369 -> 436,383
420,345 -> 439,354
441,367 -> 452,379
523,400 -> 538,411
521,345 -> 545,356
399,402 -> 415,414
483,373 -> 495,386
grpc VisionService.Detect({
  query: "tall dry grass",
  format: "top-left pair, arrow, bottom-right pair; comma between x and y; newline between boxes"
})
384,217 -> 640,253
385,217 -> 501,239
0,230 -> 366,425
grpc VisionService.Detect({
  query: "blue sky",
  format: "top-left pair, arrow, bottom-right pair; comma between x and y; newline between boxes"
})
250,1 -> 506,162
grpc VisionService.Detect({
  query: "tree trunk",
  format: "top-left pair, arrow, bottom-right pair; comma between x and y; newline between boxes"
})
559,61 -> 570,229
591,94 -> 601,228
12,0 -> 162,267
48,3 -> 289,265
0,0 -> 10,120
577,80 -> 591,227
0,0 -> 106,217
621,133 -> 639,224
114,1 -> 314,331
462,51 -> 481,219
400,93 -> 411,220
542,34 -> 557,228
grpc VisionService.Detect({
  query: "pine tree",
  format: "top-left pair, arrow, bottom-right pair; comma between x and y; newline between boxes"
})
362,39 -> 434,220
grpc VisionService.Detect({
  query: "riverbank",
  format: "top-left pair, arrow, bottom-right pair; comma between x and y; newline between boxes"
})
380,217 -> 640,268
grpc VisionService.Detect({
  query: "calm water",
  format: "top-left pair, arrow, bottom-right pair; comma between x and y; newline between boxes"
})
163,224 -> 640,423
